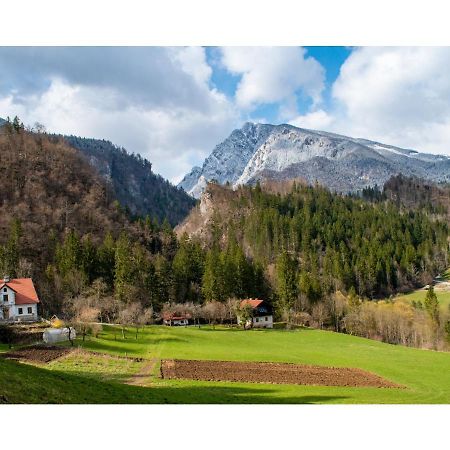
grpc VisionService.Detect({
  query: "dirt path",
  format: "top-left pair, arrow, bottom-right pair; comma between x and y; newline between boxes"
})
161,359 -> 402,388
126,358 -> 158,386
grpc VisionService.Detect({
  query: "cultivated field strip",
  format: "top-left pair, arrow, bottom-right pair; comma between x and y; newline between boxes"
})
161,359 -> 402,388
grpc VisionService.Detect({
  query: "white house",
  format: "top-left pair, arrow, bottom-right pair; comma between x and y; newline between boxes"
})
237,299 -> 273,329
162,313 -> 190,326
0,277 -> 39,322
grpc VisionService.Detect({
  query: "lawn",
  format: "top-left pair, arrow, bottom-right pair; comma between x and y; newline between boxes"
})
1,325 -> 450,404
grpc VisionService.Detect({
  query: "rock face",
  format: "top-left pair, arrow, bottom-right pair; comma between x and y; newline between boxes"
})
178,122 -> 274,194
179,122 -> 450,197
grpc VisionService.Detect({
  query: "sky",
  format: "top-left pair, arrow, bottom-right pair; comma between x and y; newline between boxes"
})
1,46 -> 450,183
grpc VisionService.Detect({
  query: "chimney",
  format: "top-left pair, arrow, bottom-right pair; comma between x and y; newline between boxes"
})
4,275 -> 10,283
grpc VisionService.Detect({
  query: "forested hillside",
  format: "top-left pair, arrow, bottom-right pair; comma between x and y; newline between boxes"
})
382,174 -> 450,218
62,136 -> 196,225
181,181 -> 448,293
0,125 -> 179,315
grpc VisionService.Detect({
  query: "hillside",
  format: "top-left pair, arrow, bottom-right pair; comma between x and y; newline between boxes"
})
177,181 -> 449,297
0,129 -> 135,258
63,136 -> 196,225
179,122 -> 450,197
382,174 -> 450,219
0,118 -> 196,225
0,127 -> 174,315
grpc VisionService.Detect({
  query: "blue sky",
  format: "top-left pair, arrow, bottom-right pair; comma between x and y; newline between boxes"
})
206,46 -> 352,124
1,46 -> 450,182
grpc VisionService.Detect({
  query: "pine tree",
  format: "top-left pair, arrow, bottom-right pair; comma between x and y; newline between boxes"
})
424,286 -> 440,325
202,248 -> 223,301
114,232 -> 134,301
276,251 -> 298,313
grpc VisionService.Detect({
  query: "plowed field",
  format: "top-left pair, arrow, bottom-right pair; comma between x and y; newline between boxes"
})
161,359 -> 401,388
2,345 -> 73,363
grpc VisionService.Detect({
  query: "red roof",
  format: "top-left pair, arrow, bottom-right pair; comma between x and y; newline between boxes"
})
162,313 -> 191,320
0,278 -> 39,305
240,299 -> 264,309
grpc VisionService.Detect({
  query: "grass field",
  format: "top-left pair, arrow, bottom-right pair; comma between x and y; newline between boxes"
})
1,325 -> 450,404
394,288 -> 450,311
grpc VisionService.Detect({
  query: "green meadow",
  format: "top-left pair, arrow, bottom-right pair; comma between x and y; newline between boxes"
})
1,325 -> 450,404
394,288 -> 450,311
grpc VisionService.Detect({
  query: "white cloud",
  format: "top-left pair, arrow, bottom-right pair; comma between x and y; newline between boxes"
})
0,47 -> 237,183
329,47 -> 450,154
289,109 -> 335,130
220,47 -> 325,112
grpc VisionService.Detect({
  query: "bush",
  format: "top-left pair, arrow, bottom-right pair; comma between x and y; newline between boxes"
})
0,325 -> 17,347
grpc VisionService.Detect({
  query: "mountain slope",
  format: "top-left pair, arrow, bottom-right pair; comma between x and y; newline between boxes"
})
0,129 -> 140,272
180,122 -> 450,197
61,136 -> 196,225
0,118 -> 196,225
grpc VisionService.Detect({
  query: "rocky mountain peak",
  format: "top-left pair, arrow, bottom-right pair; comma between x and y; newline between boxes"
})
179,122 -> 450,197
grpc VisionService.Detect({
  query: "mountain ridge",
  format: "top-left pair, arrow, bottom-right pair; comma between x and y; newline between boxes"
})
179,122 -> 450,197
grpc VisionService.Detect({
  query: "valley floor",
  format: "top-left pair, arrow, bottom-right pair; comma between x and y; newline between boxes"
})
1,325 -> 450,404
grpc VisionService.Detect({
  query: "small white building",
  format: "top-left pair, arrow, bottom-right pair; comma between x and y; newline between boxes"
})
163,314 -> 190,326
237,299 -> 273,329
0,277 -> 39,322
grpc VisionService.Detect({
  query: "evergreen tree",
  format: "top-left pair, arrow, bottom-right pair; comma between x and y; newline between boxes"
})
424,286 -> 440,325
276,251 -> 298,312
114,232 -> 134,300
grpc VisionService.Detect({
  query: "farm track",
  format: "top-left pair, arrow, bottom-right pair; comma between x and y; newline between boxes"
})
126,358 -> 158,386
161,359 -> 403,388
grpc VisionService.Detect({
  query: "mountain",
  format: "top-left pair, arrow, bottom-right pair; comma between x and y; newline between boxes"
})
62,136 -> 196,225
0,118 -> 195,225
178,122 -> 274,194
179,122 -> 450,197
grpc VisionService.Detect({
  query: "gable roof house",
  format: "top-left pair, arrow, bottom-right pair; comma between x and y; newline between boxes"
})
0,277 -> 40,322
238,299 -> 273,329
162,312 -> 191,326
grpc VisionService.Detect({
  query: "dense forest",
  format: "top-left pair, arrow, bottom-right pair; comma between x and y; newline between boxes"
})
1,121 -> 449,349
182,181 -> 448,297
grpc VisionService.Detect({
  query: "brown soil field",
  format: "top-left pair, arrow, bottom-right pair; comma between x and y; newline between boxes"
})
2,345 -> 74,363
161,359 -> 401,388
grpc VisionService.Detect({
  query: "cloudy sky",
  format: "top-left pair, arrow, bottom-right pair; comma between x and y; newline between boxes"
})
1,46 -> 450,183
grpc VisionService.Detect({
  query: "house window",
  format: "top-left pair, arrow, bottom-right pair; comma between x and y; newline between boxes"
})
3,294 -> 8,302
255,317 -> 259,322
3,288 -> 7,292
27,307 -> 32,314
265,316 -> 268,321
18,307 -> 23,315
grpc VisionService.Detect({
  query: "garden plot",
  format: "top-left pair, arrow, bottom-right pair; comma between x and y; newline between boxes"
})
161,359 -> 402,388
2,345 -> 74,363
